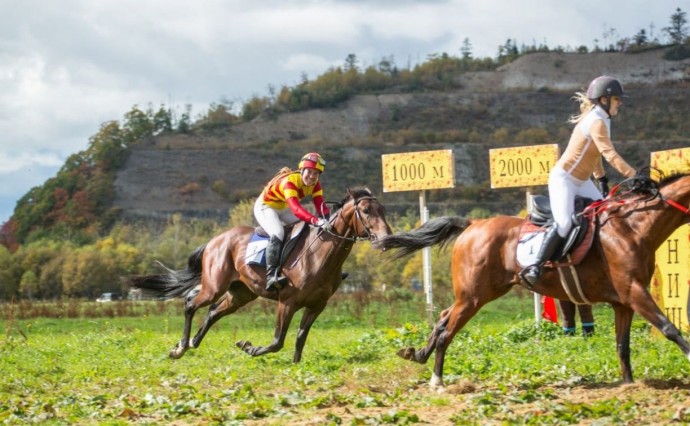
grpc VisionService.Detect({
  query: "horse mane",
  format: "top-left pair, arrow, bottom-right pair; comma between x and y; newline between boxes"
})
341,187 -> 373,204
657,171 -> 690,187
328,187 -> 373,211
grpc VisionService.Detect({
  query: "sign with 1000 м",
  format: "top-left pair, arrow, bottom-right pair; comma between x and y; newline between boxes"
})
381,149 -> 455,192
489,144 -> 560,188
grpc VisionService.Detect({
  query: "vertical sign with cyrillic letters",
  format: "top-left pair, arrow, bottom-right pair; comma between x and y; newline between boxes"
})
650,148 -> 690,333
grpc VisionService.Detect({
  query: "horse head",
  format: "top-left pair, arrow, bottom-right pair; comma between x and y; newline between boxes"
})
333,187 -> 392,241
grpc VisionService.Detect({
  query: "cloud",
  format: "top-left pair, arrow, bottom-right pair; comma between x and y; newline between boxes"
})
0,0 -> 683,225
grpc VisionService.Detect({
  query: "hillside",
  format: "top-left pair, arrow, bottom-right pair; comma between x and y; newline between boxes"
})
113,48 -> 690,220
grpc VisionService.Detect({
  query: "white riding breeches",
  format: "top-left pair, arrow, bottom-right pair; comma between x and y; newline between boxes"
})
548,166 -> 603,238
253,197 -> 300,240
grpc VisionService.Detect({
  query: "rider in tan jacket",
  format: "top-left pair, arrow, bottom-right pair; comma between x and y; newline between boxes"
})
521,76 -> 636,287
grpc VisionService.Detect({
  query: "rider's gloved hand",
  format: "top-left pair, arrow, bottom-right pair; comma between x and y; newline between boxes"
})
597,176 -> 609,197
314,218 -> 332,231
631,169 -> 650,191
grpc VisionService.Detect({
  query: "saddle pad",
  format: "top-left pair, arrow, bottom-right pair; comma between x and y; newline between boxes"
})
516,222 -> 547,268
246,233 -> 269,266
516,218 -> 596,269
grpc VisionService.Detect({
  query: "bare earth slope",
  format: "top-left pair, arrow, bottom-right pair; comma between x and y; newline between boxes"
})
114,48 -> 690,219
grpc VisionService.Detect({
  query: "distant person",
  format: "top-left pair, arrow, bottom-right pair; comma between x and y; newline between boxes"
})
254,152 -> 331,291
559,300 -> 595,336
521,76 -> 637,286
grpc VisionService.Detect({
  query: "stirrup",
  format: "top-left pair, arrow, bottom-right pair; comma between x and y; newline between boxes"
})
519,265 -> 541,287
266,274 -> 288,291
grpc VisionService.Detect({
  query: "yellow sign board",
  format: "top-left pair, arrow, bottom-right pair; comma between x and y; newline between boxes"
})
489,144 -> 560,188
381,150 -> 455,192
651,147 -> 690,333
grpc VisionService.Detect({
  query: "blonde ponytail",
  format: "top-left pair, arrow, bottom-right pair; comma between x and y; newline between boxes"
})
568,92 -> 595,124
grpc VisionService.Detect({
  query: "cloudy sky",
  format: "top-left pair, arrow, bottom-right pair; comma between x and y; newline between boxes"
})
0,0 -> 683,223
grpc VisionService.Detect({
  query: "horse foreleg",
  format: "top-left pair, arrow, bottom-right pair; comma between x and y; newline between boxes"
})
293,304 -> 327,363
629,287 -> 690,367
191,284 -> 258,349
612,304 -> 634,383
237,302 -> 296,357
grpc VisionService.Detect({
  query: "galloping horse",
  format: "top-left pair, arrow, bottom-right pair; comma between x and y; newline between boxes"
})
374,173 -> 690,387
130,187 -> 391,362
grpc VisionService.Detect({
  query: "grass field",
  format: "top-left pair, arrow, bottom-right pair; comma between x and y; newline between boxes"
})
2,292 -> 690,425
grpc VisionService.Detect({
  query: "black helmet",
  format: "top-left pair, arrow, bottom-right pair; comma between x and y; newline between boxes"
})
586,76 -> 624,100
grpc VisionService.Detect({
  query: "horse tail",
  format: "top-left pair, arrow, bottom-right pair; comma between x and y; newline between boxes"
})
130,244 -> 207,300
374,216 -> 469,260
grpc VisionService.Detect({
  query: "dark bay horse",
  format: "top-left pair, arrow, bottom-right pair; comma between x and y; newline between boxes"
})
130,187 -> 391,362
374,173 -> 690,388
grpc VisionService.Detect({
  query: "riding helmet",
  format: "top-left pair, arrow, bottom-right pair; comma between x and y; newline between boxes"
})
298,152 -> 326,173
586,76 -> 625,100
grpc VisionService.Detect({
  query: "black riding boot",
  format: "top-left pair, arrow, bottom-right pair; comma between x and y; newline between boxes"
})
265,236 -> 288,291
520,226 -> 564,287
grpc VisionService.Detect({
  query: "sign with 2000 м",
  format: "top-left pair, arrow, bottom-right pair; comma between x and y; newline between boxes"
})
381,149 -> 455,192
489,144 -> 560,188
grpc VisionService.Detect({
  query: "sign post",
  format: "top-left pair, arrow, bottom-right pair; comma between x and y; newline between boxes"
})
489,144 -> 560,324
382,149 -> 455,324
650,148 -> 690,334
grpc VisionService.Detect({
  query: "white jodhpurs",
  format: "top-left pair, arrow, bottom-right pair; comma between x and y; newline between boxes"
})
253,197 -> 300,240
548,166 -> 603,238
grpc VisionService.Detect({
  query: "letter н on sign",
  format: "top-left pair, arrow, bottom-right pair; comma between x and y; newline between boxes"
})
650,148 -> 690,333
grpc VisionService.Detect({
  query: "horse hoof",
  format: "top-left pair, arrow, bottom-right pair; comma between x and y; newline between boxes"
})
236,340 -> 252,351
169,347 -> 185,359
429,373 -> 445,390
396,347 -> 416,361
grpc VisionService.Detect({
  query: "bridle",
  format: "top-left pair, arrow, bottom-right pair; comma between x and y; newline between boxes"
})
322,195 -> 380,242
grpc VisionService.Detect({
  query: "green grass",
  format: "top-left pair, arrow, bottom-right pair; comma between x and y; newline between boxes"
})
1,293 -> 689,424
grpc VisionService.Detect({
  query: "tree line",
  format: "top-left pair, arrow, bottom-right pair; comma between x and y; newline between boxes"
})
0,8 -> 687,300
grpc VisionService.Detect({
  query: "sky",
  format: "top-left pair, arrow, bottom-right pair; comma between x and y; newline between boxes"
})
0,0 -> 683,224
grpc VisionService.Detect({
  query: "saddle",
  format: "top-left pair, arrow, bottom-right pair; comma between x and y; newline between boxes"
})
516,195 -> 598,268
246,222 -> 308,266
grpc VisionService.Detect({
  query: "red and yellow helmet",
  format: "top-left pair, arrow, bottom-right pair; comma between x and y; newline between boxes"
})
298,152 -> 326,173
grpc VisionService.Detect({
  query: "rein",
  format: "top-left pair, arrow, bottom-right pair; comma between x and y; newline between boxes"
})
322,196 -> 378,242
582,174 -> 690,219
291,195 -> 377,266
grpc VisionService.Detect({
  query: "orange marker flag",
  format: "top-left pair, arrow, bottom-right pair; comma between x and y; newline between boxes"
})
541,296 -> 559,324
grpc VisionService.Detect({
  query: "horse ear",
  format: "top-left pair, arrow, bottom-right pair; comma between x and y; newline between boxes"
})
346,187 -> 353,197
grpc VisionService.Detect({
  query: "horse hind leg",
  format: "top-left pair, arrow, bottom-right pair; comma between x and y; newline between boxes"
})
429,298 -> 490,389
171,278 -> 230,359
190,282 -> 258,349
397,308 -> 452,364
169,285 -> 203,359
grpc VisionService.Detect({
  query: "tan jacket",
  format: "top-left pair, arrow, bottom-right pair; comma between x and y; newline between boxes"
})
556,106 -> 635,181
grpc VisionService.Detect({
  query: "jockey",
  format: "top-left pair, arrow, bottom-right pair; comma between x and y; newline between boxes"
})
521,76 -> 637,287
254,152 -> 331,291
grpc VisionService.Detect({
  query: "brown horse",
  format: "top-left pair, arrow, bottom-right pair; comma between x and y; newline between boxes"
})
130,187 -> 391,362
374,173 -> 690,387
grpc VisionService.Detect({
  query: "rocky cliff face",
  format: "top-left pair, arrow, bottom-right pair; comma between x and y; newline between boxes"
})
113,48 -> 690,220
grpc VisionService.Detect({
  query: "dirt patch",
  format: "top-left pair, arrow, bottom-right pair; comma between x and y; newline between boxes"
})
242,379 -> 690,425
